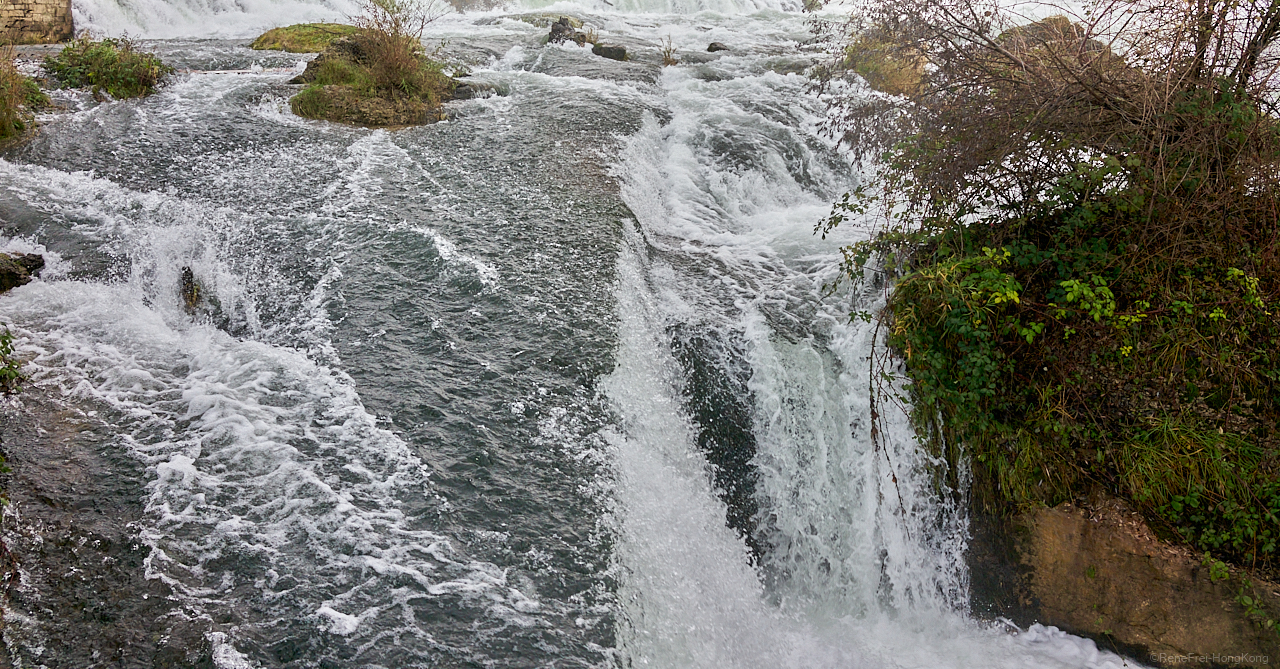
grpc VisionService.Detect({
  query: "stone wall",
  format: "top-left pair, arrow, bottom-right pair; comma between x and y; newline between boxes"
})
2,0 -> 73,45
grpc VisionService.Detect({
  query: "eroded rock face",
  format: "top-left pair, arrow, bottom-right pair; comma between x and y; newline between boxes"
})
972,497 -> 1280,667
0,253 -> 44,294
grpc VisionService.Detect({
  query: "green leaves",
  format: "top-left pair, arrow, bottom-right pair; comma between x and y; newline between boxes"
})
44,37 -> 173,99
0,324 -> 23,395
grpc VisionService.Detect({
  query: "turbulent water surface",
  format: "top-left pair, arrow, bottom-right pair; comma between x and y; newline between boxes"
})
0,0 -> 1145,666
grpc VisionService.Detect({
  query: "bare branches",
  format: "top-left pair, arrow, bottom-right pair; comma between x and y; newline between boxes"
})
817,0 -> 1280,252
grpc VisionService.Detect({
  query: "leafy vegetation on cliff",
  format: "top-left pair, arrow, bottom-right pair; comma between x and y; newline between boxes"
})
250,23 -> 362,53
43,36 -> 173,99
0,325 -> 22,395
285,0 -> 455,126
820,0 -> 1280,570
1,48 -> 50,140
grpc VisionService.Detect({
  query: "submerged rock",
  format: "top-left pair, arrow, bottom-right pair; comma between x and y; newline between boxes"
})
0,253 -> 44,294
591,44 -> 627,61
707,42 -> 730,52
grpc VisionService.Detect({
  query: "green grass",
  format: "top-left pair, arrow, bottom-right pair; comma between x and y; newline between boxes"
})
249,23 -> 362,53
44,36 -> 173,99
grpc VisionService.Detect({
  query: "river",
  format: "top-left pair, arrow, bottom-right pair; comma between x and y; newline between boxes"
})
0,0 -> 1141,666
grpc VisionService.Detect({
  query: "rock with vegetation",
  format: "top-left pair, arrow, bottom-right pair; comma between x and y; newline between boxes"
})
820,0 -> 1280,660
249,22 -> 362,52
43,36 -> 172,99
0,322 -> 22,395
547,16 -> 588,46
283,0 -> 459,127
288,35 -> 456,126
974,496 -> 1280,664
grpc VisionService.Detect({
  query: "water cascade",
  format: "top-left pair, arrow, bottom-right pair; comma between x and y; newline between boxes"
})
0,0 -> 1146,666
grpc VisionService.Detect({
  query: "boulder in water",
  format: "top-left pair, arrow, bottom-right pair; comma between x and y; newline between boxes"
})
179,266 -> 201,314
591,44 -> 627,61
0,253 -> 44,294
707,42 -> 730,52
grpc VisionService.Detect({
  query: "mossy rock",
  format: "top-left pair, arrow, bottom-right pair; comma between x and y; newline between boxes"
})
291,84 -> 445,126
250,23 -> 362,53
512,13 -> 583,29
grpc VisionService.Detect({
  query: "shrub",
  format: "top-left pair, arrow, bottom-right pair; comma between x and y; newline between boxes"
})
44,35 -> 173,99
0,47 -> 50,140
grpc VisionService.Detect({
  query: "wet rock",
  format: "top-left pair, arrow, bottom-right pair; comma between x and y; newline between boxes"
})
548,17 -> 587,46
971,495 -> 1280,667
180,266 -> 201,314
0,253 -> 44,294
707,42 -> 730,52
591,44 -> 627,61
450,78 -> 499,100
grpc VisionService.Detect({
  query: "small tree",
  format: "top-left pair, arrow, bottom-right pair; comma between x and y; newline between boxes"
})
352,0 -> 450,97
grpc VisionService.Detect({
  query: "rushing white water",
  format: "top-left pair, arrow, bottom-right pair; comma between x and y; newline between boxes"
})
1,0 -> 1152,666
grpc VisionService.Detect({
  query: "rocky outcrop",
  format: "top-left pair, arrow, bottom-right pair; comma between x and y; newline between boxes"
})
0,0 -> 72,44
971,497 -> 1280,667
0,253 -> 44,293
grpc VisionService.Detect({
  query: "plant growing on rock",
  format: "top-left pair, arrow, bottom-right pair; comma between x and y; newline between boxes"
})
819,0 -> 1280,570
43,35 -> 173,99
661,36 -> 679,66
0,325 -> 23,395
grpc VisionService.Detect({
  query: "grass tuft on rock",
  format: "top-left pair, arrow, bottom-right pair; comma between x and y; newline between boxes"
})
249,23 -> 363,53
43,35 -> 173,99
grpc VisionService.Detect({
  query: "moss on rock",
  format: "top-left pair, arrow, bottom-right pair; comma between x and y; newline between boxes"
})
249,23 -> 362,53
